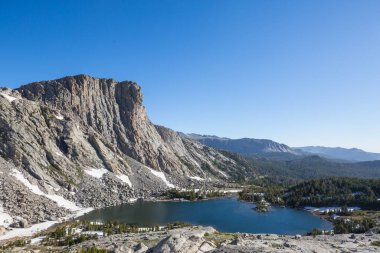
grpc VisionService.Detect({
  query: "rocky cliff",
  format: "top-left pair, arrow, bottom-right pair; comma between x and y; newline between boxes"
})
0,75 -> 251,227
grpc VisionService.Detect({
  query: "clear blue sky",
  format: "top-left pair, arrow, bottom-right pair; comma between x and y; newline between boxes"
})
1,0 -> 379,152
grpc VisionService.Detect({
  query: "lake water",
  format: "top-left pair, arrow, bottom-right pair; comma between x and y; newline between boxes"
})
80,198 -> 332,235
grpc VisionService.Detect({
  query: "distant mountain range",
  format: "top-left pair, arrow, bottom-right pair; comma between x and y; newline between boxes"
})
184,134 -> 380,162
294,146 -> 380,162
184,134 -> 295,155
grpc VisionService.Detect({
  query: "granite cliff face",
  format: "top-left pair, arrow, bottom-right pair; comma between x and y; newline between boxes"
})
0,75 -> 250,227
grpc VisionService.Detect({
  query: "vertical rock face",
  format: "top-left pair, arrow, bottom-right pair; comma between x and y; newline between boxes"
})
0,75 -> 250,224
16,75 -> 224,175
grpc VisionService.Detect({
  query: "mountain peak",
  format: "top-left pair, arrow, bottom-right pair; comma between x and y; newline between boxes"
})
17,75 -> 143,112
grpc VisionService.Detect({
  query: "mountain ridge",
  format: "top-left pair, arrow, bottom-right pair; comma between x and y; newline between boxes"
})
183,133 -> 296,155
294,146 -> 380,162
184,133 -> 380,162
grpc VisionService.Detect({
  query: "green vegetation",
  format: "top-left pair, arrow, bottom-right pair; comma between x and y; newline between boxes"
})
1,239 -> 31,249
240,177 -> 380,234
220,148 -> 380,183
43,228 -> 98,246
203,231 -> 237,247
241,177 -> 380,210
39,219 -> 191,247
238,178 -> 287,210
217,150 -> 258,182
284,178 -> 380,209
78,247 -> 107,253
166,221 -> 191,229
240,177 -> 380,210
246,155 -> 380,181
307,228 -> 323,237
163,189 -> 224,201
371,241 -> 380,247
176,155 -> 197,172
255,201 -> 270,212
46,163 -> 78,188
305,228 -> 333,236
239,182 -> 285,205
201,162 -> 213,174
334,218 -> 375,234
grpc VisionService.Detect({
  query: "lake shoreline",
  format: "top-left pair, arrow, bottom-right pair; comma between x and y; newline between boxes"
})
0,196 -> 335,242
79,197 -> 333,235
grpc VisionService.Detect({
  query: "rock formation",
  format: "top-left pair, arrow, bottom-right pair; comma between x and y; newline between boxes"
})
0,75 -> 251,225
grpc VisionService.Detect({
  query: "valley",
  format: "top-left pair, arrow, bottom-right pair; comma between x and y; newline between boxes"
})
1,75 -> 380,252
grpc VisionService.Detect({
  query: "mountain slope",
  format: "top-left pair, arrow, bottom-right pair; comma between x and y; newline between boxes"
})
185,134 -> 296,155
185,135 -> 380,183
245,155 -> 380,183
0,75 -> 252,227
295,146 -> 380,162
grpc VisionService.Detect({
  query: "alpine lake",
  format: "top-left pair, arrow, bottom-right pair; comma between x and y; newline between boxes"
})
80,198 -> 332,235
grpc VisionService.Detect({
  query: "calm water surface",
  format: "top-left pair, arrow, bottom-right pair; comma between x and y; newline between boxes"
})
80,198 -> 332,234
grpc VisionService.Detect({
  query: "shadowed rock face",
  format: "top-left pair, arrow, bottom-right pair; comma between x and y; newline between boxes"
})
0,75 -> 249,224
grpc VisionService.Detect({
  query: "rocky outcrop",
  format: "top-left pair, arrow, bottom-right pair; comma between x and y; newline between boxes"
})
150,226 -> 216,253
6,226 -> 380,252
0,75 -> 250,225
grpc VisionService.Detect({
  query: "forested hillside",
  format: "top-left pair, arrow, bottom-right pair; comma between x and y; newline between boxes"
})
284,178 -> 380,209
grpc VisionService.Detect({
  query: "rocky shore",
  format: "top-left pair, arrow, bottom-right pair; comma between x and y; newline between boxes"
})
1,225 -> 380,252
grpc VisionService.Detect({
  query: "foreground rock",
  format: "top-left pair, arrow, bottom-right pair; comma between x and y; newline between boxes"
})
3,226 -> 380,252
150,226 -> 216,253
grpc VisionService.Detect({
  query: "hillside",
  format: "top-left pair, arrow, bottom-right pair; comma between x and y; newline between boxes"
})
284,177 -> 380,209
185,134 -> 380,182
216,151 -> 380,185
184,134 -> 296,155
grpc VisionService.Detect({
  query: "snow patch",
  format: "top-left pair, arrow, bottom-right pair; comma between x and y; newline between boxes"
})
84,167 -> 108,179
11,169 -> 46,196
0,171 -> 94,241
55,151 -> 64,157
218,170 -> 229,178
11,169 -> 81,211
116,174 -> 132,188
46,184 -> 60,192
148,168 -> 175,188
30,236 -> 46,244
0,92 -> 18,102
46,195 -> 81,211
128,198 -> 138,203
55,113 -> 64,120
0,221 -> 58,241
0,207 -> 12,228
189,176 -> 205,181
72,207 -> 94,218
222,189 -> 242,193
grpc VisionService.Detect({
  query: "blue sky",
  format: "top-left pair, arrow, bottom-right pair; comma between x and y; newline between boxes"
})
1,0 -> 379,152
